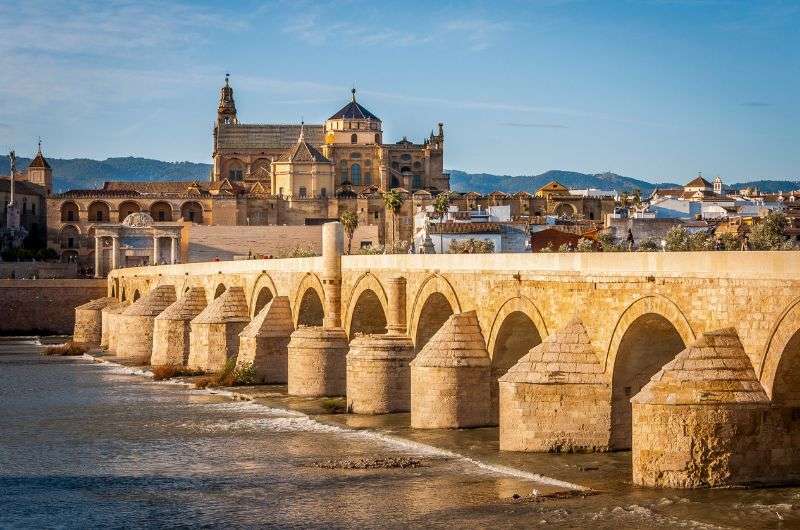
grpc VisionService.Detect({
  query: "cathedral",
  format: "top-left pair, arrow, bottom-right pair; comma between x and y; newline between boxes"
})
47,76 -> 449,264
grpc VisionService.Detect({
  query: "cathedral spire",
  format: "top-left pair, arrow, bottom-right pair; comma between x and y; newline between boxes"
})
351,87 -> 357,102
298,120 -> 305,143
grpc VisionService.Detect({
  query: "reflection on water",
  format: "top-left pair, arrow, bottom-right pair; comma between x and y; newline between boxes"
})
1,337 -> 799,529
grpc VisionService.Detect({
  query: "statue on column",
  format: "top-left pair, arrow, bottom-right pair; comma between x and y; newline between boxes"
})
1,150 -> 28,252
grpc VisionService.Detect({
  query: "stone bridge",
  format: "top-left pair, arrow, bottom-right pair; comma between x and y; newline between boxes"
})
76,223 -> 800,489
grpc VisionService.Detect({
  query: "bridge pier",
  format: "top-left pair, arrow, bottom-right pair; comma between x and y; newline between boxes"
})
288,222 -> 349,397
151,287 -> 207,367
73,297 -> 116,347
187,286 -> 250,372
631,328 -> 787,488
102,300 -> 129,352
499,319 -> 610,452
410,310 -> 492,428
346,276 -> 414,414
237,296 -> 294,383
115,285 -> 177,363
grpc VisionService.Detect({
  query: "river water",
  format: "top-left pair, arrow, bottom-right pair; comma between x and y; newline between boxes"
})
1,337 -> 799,529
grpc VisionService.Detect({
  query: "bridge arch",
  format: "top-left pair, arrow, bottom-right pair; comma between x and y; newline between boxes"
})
213,283 -> 226,299
250,273 -> 278,317
606,295 -> 694,450
344,273 -> 388,338
760,298 -> 800,402
293,273 -> 325,327
410,274 -> 462,351
132,289 -> 141,302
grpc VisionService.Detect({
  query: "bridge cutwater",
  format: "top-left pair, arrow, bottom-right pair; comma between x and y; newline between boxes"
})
74,222 -> 800,489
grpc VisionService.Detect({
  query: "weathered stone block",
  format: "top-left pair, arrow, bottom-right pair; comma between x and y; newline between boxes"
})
237,296 -> 293,383
346,333 -> 414,414
287,326 -> 349,396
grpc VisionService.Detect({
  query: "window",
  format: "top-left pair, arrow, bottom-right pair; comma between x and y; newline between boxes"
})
22,200 -> 27,214
299,187 -> 307,198
68,237 -> 75,249
188,211 -> 195,221
413,175 -> 422,189
374,133 -> 380,143
67,210 -> 75,221
360,240 -> 372,249
401,154 -> 412,161
96,210 -> 103,221
350,133 -> 357,144
351,164 -> 361,185
158,211 -> 165,221
229,168 -> 243,180
321,188 -> 327,198
32,203 -> 36,215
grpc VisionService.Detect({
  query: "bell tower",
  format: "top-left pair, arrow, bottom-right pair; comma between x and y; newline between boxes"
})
217,73 -> 238,127
26,139 -> 53,195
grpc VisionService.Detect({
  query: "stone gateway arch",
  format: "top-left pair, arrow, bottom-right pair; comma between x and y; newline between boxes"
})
74,222 -> 800,489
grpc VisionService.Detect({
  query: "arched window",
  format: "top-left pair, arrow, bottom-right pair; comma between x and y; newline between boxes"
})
374,133 -> 380,144
350,133 -> 358,144
227,159 -> 244,180
401,153 -> 412,161
351,164 -> 361,186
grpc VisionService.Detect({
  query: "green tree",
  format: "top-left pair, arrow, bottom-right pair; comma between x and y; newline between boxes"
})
382,190 -> 404,252
339,209 -> 359,255
664,225 -> 690,251
717,232 -> 740,251
749,211 -> 789,250
637,238 -> 661,252
432,192 -> 451,253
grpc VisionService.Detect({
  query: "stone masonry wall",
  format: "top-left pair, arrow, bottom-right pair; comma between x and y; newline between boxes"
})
0,279 -> 106,335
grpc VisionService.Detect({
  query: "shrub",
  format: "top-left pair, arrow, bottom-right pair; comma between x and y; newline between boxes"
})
321,397 -> 346,414
152,364 -> 205,380
282,245 -> 318,258
538,242 -> 555,253
557,242 -> 573,252
575,238 -> 596,252
232,362 -> 258,386
43,341 -> 87,356
448,238 -> 494,254
637,238 -> 661,252
664,226 -> 690,251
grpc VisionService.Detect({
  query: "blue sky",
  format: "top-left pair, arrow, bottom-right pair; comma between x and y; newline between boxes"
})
0,0 -> 797,183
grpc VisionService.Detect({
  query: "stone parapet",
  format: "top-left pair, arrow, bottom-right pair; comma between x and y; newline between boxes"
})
287,326 -> 348,396
101,301 -> 129,351
188,286 -> 250,372
346,333 -> 415,414
499,319 -> 610,452
151,287 -> 207,367
631,328 -> 779,488
73,297 -> 116,346
237,296 -> 294,383
115,285 -> 177,364
410,311 -> 491,428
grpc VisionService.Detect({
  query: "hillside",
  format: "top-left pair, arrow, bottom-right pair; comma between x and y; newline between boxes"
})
0,156 -> 795,195
0,156 -> 210,192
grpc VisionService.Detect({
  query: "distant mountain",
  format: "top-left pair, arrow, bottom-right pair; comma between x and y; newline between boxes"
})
0,155 -> 795,195
0,156 -> 211,193
448,169 -> 679,194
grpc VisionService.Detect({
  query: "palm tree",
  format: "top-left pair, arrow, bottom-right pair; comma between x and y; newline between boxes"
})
382,189 -> 404,252
339,209 -> 359,255
432,191 -> 451,253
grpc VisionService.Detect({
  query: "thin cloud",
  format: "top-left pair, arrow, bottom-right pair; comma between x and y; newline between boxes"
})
741,101 -> 772,107
500,122 -> 568,129
440,18 -> 509,51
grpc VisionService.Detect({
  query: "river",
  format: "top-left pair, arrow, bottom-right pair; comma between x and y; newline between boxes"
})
1,337 -> 798,529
